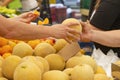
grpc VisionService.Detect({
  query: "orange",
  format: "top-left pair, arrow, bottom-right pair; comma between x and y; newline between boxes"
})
45,39 -> 55,46
8,40 -> 17,48
0,37 -> 9,47
27,39 -> 41,49
2,52 -> 12,59
0,45 -> 12,55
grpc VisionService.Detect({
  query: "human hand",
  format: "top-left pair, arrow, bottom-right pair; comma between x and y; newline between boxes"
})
10,11 -> 39,23
50,23 -> 81,43
80,21 -> 92,42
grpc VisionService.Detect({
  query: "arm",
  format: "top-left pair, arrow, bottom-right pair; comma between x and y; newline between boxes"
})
1,0 -> 13,6
0,15 -> 80,41
80,22 -> 120,47
90,30 -> 120,47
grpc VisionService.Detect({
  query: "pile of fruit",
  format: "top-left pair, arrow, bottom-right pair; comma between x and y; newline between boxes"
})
0,36 -> 113,80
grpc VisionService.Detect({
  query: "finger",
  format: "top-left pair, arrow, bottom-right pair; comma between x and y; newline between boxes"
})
86,20 -> 89,23
65,37 -> 72,44
67,32 -> 80,41
80,21 -> 86,27
65,22 -> 79,27
67,28 -> 81,34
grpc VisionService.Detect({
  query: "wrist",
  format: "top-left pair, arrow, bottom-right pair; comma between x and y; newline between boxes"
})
89,29 -> 96,42
46,26 -> 55,38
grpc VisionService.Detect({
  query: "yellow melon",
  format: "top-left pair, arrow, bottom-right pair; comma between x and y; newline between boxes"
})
62,18 -> 82,41
63,68 -> 73,80
53,39 -> 68,52
96,65 -> 106,74
45,54 -> 65,70
75,50 -> 84,56
2,55 -> 21,79
77,55 -> 97,73
66,55 -> 97,73
21,56 -> 44,74
14,61 -> 41,80
114,60 -> 120,65
71,64 -> 94,80
66,56 -> 82,68
12,42 -> 33,57
43,70 -> 69,80
34,43 -> 56,57
36,56 -> 49,72
94,74 -> 109,80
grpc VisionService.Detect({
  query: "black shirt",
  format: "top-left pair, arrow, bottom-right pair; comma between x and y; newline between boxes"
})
89,0 -> 120,57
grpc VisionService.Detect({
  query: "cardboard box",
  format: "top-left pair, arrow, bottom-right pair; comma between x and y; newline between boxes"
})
112,62 -> 120,79
57,42 -> 81,61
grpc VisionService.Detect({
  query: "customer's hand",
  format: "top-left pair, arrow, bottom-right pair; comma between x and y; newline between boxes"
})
80,21 -> 92,42
10,11 -> 38,23
50,23 -> 80,43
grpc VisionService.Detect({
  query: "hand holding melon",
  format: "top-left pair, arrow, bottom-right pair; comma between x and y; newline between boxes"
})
62,18 -> 82,42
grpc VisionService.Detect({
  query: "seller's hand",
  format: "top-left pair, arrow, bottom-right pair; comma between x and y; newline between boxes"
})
10,11 -> 39,23
50,23 -> 80,43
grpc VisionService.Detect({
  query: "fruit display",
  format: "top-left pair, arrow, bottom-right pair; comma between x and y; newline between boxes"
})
0,18 -> 114,80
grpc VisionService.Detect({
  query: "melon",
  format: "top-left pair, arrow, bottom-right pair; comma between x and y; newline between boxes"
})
43,70 -> 69,80
66,56 -> 82,68
2,55 -> 21,79
94,74 -> 109,80
12,42 -> 33,58
63,68 -> 73,80
34,43 -> 56,57
71,64 -> 94,80
62,18 -> 82,41
66,55 -> 97,73
77,55 -> 97,73
45,54 -> 65,70
21,56 -> 44,74
36,56 -> 49,72
114,60 -> 120,65
96,65 -> 106,74
53,39 -> 67,52
14,61 -> 41,80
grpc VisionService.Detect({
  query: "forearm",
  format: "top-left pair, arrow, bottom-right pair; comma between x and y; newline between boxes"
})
0,15 -> 53,40
90,30 -> 120,47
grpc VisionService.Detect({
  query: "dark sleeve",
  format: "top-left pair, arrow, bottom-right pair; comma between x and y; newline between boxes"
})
90,0 -> 120,30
